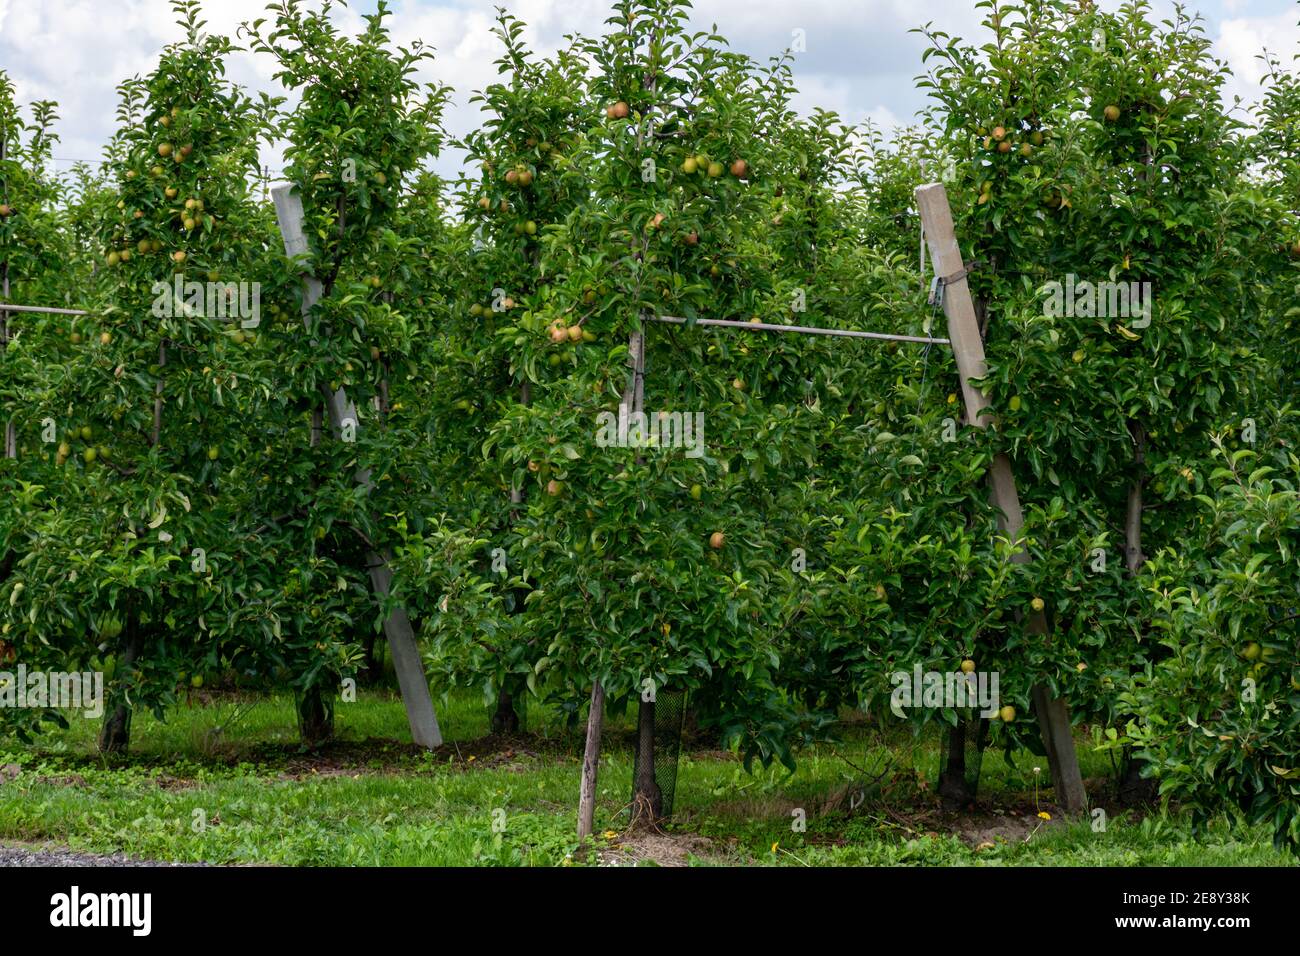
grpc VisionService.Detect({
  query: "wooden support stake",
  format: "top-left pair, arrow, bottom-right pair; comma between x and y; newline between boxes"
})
915,182 -> 1087,814
576,681 -> 605,842
577,328 -> 646,839
272,185 -> 442,749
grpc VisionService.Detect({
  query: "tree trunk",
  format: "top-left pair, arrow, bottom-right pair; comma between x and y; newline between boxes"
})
358,630 -> 381,685
297,685 -> 334,747
1119,419 -> 1157,802
491,685 -> 520,735
99,623 -> 143,755
1125,420 -> 1146,573
0,131 -> 12,459
490,380 -> 530,737
631,697 -> 663,827
938,721 -> 973,807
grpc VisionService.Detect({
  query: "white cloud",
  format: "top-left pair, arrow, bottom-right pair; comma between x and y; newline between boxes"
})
1217,11 -> 1300,112
0,0 -> 1297,180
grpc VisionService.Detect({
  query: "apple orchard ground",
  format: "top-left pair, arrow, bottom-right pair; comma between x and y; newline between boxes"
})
0,689 -> 1293,867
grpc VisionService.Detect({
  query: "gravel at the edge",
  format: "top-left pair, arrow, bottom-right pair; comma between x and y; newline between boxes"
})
0,843 -> 209,867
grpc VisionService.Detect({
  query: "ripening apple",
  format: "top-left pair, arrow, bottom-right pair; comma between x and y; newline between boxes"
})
960,659 -> 976,674
1072,349 -> 1085,363
689,484 -> 702,500
997,140 -> 1012,154
505,169 -> 519,185
729,159 -> 748,178
991,126 -> 1007,141
100,332 -> 111,346
567,325 -> 583,343
172,251 -> 187,263
1030,596 -> 1045,612
207,446 -> 219,461
1104,105 -> 1121,122
478,197 -> 491,211
709,531 -> 725,549
518,170 -> 533,187
681,157 -> 698,175
106,252 -> 120,267
612,101 -> 629,119
165,187 -> 178,199
546,479 -> 563,496
525,220 -> 537,235
550,325 -> 568,344
998,705 -> 1016,723
158,142 -> 173,157
83,448 -> 97,464
707,162 -> 724,178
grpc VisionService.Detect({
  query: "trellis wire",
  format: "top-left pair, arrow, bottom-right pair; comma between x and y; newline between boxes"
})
649,314 -> 949,345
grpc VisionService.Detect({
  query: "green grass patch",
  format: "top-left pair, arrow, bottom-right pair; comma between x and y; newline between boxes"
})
0,690 -> 1293,867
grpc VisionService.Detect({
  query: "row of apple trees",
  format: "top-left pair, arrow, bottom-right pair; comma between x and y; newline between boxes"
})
0,0 -> 1294,848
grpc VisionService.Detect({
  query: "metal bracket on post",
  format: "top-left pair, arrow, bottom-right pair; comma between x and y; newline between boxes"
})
928,276 -> 944,308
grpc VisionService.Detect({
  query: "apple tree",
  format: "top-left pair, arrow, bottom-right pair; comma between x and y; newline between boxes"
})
244,0 -> 451,740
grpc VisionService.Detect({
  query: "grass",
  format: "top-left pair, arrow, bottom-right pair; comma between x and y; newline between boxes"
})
0,689 -> 1293,867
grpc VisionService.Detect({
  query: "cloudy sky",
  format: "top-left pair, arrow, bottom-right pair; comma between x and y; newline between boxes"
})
1,0 -> 1297,180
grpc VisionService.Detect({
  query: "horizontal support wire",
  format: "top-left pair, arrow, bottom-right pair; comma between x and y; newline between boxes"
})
0,302 -> 91,316
649,314 -> 948,345
0,303 -> 948,346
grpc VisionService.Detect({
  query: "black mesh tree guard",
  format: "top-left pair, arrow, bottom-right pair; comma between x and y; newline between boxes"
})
938,714 -> 989,807
629,689 -> 688,820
